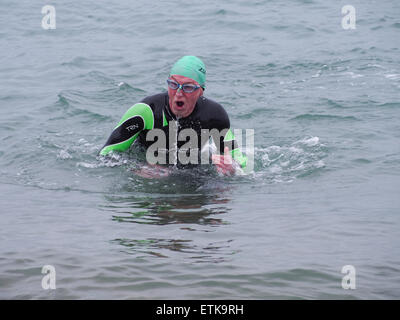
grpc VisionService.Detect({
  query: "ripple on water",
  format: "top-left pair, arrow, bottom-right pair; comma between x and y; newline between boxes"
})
49,93 -> 113,123
291,114 -> 359,122
110,238 -> 237,263
254,136 -> 328,183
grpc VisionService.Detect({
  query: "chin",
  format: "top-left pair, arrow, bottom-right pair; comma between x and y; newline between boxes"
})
173,106 -> 193,118
174,111 -> 188,118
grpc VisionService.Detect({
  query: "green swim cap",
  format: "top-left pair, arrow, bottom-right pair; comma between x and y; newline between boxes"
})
170,56 -> 206,88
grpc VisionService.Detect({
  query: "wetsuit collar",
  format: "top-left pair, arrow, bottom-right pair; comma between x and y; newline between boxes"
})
164,92 -> 177,121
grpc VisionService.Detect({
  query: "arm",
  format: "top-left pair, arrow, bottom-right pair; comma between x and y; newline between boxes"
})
99,103 -> 154,156
207,103 -> 248,175
212,129 -> 248,176
100,102 -> 172,179
223,128 -> 248,169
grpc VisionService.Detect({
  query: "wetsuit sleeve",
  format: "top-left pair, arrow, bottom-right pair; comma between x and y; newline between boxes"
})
212,106 -> 248,169
99,103 -> 154,156
223,129 -> 248,169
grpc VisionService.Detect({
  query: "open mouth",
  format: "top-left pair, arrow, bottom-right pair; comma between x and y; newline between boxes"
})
176,101 -> 185,107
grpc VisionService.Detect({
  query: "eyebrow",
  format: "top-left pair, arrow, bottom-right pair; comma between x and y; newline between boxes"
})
170,76 -> 197,85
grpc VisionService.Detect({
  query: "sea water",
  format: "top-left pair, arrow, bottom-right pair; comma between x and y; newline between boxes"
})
0,0 -> 399,299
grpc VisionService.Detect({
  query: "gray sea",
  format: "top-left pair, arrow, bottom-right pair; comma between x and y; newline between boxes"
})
1,0 -> 399,299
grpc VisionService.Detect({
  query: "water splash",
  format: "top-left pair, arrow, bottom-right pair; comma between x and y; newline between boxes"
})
255,136 -> 327,183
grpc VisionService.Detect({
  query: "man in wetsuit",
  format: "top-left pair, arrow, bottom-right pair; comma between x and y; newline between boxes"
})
100,56 -> 247,176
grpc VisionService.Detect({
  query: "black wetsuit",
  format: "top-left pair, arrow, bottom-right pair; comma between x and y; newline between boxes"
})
100,92 -> 246,168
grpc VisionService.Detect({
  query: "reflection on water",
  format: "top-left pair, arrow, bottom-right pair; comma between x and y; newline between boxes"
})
107,194 -> 230,225
102,172 -> 237,262
103,168 -> 233,225
111,238 -> 237,263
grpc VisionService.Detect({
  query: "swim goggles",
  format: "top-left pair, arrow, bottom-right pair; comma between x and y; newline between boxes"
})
167,79 -> 201,93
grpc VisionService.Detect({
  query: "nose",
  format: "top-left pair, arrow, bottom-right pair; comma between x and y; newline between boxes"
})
175,87 -> 184,96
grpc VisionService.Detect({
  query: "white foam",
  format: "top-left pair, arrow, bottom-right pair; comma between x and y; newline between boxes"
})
343,71 -> 364,78
385,74 -> 400,80
266,145 -> 281,152
298,136 -> 319,147
312,70 -> 321,78
57,149 -> 72,160
315,160 -> 325,168
289,146 -> 303,153
280,161 -> 290,167
269,165 -> 282,174
291,162 -> 305,171
261,153 -> 271,162
367,64 -> 383,69
76,162 -> 97,168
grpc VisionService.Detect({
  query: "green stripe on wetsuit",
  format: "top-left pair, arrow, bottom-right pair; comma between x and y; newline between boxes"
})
223,129 -> 248,169
99,103 -> 154,155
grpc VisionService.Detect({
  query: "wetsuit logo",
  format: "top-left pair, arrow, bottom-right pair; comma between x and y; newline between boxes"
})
126,124 -> 139,132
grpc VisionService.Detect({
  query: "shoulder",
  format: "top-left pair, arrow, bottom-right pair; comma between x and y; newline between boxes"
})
139,92 -> 168,129
140,92 -> 168,107
196,96 -> 230,129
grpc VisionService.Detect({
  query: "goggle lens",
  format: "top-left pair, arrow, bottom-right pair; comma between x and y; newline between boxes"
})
167,79 -> 199,93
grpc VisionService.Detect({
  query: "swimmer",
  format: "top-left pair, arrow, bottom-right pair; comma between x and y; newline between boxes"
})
100,56 -> 247,177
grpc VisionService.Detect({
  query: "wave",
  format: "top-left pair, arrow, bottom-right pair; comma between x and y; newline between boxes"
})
291,114 -> 359,121
254,136 -> 327,182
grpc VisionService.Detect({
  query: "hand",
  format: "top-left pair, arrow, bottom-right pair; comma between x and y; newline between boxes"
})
133,164 -> 172,179
211,147 -> 236,176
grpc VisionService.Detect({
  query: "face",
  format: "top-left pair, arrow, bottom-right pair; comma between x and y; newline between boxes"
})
168,74 -> 203,118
